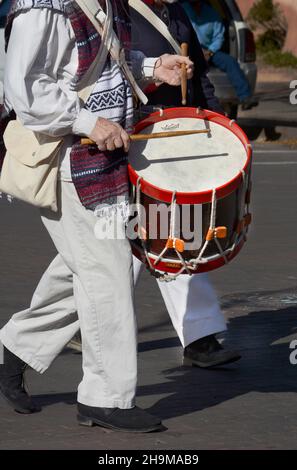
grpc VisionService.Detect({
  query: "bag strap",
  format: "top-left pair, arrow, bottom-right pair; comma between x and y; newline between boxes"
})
128,0 -> 181,54
74,0 -> 148,104
76,0 -> 113,102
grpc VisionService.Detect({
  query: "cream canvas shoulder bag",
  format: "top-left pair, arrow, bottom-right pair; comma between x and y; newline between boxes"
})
0,127 -> 62,212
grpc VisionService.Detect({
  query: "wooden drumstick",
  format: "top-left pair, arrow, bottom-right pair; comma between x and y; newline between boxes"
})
181,42 -> 189,106
80,129 -> 209,146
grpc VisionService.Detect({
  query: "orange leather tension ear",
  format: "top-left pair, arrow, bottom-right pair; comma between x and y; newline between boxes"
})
215,227 -> 228,239
174,239 -> 185,253
206,227 -> 227,241
166,238 -> 185,253
166,238 -> 174,249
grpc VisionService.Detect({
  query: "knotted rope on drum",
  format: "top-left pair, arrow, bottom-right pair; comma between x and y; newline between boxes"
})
153,191 -> 192,279
134,182 -> 193,281
189,187 -> 231,270
135,171 -> 252,281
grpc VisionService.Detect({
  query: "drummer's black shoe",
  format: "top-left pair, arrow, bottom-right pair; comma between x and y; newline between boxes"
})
183,334 -> 241,369
77,403 -> 164,433
0,346 -> 41,414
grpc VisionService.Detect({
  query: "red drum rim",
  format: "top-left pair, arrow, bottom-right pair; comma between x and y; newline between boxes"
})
131,237 -> 245,275
128,107 -> 252,204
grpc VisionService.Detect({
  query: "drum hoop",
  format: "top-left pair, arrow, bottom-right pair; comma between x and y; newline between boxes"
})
131,236 -> 246,275
128,107 -> 252,205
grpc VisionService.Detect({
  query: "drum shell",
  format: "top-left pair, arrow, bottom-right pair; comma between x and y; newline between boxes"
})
130,180 -> 248,265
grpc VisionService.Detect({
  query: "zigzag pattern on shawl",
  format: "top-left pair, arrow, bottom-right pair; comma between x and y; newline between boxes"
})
87,83 -> 127,112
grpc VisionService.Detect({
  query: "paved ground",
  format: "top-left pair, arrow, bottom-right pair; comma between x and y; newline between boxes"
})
0,94 -> 297,449
238,81 -> 297,142
1,143 -> 296,450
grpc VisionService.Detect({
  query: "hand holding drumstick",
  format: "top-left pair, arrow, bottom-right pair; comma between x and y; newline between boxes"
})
81,128 -> 210,147
84,53 -> 194,152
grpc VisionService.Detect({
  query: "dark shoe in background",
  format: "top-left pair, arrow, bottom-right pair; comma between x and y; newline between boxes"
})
0,346 -> 41,414
77,403 -> 163,433
183,334 -> 241,369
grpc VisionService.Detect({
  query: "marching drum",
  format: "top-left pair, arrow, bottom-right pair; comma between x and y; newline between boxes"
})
128,107 -> 252,280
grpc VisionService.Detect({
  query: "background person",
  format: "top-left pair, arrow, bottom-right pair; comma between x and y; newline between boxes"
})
130,0 -> 241,368
183,0 -> 257,110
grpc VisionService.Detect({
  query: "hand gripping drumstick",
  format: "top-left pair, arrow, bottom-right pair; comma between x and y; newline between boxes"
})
181,42 -> 189,106
80,129 -> 210,146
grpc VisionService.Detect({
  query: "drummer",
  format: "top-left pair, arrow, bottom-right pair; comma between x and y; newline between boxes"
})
130,0 -> 241,368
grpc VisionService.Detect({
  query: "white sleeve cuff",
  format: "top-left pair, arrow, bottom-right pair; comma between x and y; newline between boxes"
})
72,108 -> 98,137
142,57 -> 159,80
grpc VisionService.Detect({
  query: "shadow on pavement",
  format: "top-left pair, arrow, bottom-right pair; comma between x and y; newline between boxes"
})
138,306 -> 297,420
239,119 -> 296,142
27,304 -> 297,419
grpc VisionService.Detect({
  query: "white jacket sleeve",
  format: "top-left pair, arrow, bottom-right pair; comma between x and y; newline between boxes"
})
4,8 -> 96,137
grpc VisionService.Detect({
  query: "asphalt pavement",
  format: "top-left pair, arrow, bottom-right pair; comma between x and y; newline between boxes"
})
0,142 -> 296,450
238,82 -> 297,142
0,93 -> 297,449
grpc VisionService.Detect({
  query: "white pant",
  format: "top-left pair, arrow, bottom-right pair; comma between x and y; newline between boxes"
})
133,258 -> 226,347
0,182 -> 137,408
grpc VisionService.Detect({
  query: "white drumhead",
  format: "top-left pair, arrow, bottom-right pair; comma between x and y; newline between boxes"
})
128,117 -> 248,193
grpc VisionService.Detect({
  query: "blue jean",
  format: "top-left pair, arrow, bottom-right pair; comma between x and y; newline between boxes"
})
211,51 -> 251,101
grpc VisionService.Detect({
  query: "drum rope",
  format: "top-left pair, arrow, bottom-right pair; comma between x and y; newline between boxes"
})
209,187 -> 217,229
170,192 -> 192,275
133,147 -> 252,280
191,188 -> 217,267
135,177 -> 180,281
153,192 -> 176,267
169,191 -> 177,241
153,191 -> 191,277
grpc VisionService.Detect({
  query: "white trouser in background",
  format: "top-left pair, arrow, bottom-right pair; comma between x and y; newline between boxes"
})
133,258 -> 226,347
0,181 -> 137,409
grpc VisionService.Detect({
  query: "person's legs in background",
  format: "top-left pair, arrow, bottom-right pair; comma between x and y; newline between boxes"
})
133,257 -> 241,368
211,50 -> 257,109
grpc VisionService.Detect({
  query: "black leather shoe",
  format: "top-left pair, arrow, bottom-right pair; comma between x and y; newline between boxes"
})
0,346 -> 41,414
77,403 -> 163,433
183,334 -> 241,368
